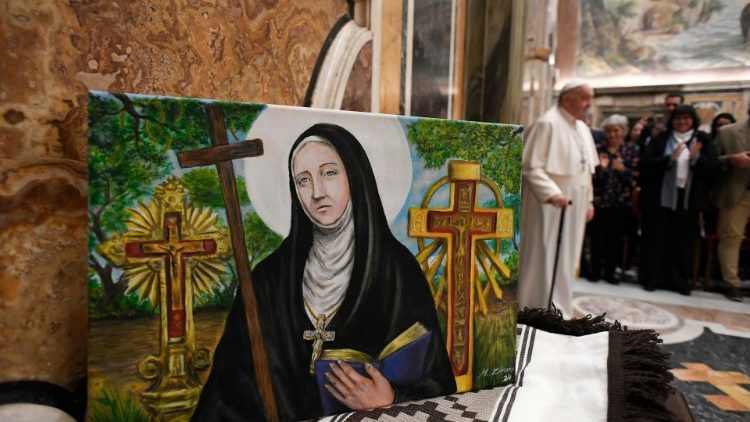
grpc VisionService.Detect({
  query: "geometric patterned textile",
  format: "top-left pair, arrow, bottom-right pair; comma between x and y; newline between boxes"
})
321,327 -> 537,422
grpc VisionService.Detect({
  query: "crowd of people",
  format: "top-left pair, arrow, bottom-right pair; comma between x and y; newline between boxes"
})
581,92 -> 748,302
518,83 -> 747,318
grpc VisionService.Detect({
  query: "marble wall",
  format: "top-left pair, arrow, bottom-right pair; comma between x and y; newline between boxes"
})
0,0 -> 346,391
341,41 -> 373,112
410,0 -> 453,119
463,0 -> 525,124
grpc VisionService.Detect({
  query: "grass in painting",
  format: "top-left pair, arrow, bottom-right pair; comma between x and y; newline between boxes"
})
434,291 -> 517,391
89,388 -> 149,422
473,307 -> 516,390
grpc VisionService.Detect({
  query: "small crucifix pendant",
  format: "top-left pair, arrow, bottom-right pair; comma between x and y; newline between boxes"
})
303,314 -> 336,374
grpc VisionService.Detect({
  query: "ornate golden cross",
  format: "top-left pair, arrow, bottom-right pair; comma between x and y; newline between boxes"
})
125,212 -> 217,338
97,176 -> 229,419
409,161 -> 513,391
302,314 -> 336,374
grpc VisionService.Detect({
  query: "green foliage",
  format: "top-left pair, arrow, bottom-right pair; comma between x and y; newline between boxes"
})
181,168 -> 250,209
408,119 -> 523,195
504,250 -> 519,284
434,285 -> 516,389
244,212 -> 283,266
194,284 -> 235,311
89,388 -> 149,422
88,271 -> 103,299
89,287 -> 156,320
88,95 -> 173,249
219,101 -> 265,143
87,92 -> 264,311
483,194 -> 521,251
431,274 -> 444,295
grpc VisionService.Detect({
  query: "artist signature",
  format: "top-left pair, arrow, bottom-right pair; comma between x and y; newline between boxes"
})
477,367 -> 513,383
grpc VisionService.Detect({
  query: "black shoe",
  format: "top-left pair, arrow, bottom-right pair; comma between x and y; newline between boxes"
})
644,284 -> 655,292
725,287 -> 743,302
587,276 -> 599,283
679,289 -> 691,296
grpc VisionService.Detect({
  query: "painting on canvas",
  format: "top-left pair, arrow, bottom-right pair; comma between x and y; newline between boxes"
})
87,91 -> 522,420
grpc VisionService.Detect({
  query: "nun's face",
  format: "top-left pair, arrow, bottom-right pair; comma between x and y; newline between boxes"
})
293,141 -> 351,226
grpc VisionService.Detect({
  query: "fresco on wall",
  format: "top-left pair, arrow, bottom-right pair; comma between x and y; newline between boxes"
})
87,92 -> 522,421
578,0 -> 750,77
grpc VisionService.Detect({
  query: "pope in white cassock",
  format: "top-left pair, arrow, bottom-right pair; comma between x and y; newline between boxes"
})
517,81 -> 598,317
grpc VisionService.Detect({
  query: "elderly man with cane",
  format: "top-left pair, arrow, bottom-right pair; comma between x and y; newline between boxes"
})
518,81 -> 598,317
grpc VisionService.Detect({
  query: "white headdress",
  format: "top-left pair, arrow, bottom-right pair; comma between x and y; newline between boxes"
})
559,80 -> 588,95
292,136 -> 355,325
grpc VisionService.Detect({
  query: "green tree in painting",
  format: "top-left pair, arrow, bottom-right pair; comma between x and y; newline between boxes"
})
244,212 -> 283,268
88,92 -> 264,311
181,167 -> 251,209
408,119 -> 521,192
180,167 -> 282,307
408,118 -> 523,250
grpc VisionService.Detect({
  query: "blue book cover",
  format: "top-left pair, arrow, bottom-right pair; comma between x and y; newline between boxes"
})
314,329 -> 433,416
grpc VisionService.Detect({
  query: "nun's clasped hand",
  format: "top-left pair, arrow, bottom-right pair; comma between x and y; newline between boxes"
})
324,360 -> 395,410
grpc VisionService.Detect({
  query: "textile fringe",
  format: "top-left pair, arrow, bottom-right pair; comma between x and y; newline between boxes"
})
517,305 -> 618,336
517,306 -> 676,422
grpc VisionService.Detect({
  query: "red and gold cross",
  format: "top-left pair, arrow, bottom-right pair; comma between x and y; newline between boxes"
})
409,161 -> 513,391
124,212 -> 217,338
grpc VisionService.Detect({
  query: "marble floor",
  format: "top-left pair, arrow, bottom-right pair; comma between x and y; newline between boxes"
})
571,279 -> 750,420
572,278 -> 750,343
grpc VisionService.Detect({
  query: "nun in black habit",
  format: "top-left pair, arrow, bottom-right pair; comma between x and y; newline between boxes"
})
192,123 -> 456,421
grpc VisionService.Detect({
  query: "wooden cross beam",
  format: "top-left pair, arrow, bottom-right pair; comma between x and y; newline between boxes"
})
177,104 -> 278,422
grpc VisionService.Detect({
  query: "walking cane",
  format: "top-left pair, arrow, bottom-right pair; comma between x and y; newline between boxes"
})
547,201 -> 572,310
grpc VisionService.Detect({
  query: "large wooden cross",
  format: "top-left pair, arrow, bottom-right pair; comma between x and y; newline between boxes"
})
125,212 -> 217,338
177,104 -> 278,422
409,161 -> 513,391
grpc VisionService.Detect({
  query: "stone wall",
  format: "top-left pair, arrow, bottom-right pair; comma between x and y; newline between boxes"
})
0,0 -> 346,390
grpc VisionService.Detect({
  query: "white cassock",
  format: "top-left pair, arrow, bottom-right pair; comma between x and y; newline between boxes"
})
517,105 -> 598,317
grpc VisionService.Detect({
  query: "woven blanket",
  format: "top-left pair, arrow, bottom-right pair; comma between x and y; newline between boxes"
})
319,325 -> 608,422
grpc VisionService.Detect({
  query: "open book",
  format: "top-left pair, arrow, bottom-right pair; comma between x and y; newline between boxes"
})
314,322 -> 433,416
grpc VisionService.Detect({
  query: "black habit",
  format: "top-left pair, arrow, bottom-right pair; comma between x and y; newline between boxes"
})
192,124 -> 456,421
